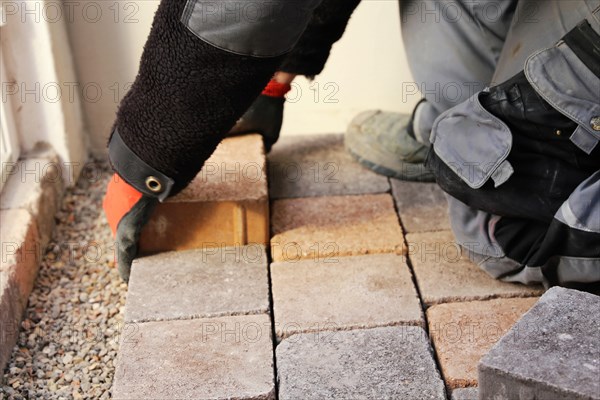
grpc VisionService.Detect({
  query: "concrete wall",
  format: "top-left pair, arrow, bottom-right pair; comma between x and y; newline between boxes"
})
65,0 -> 417,154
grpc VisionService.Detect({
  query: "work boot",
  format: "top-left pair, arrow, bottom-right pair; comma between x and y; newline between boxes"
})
345,104 -> 435,182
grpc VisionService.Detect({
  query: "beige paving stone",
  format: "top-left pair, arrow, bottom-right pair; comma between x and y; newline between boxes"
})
271,254 -> 422,338
268,134 -> 390,199
406,231 -> 544,304
270,194 -> 404,262
126,245 -> 269,323
391,179 -> 450,233
112,314 -> 275,399
140,134 -> 269,253
427,297 -> 538,389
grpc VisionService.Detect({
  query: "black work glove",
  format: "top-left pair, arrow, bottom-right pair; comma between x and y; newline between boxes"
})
228,79 -> 291,152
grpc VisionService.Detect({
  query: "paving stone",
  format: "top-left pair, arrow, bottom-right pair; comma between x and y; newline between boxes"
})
0,209 -> 41,371
1,148 -> 63,249
112,314 -> 275,399
427,297 -> 538,389
271,194 -> 404,262
407,231 -> 544,305
140,134 -> 269,253
126,245 -> 269,323
268,134 -> 390,199
391,179 -> 450,233
271,254 -> 422,338
479,287 -> 600,400
451,387 -> 479,400
276,326 -> 446,399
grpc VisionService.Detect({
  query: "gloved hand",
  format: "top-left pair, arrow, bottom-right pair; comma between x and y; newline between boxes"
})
103,174 -> 157,282
228,79 -> 291,152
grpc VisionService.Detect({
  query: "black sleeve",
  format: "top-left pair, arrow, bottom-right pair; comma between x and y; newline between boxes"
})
279,0 -> 362,78
111,0 -> 284,195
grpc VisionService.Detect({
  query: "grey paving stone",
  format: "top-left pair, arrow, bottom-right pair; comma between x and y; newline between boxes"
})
126,245 -> 269,322
271,254 -> 423,338
390,179 -> 450,233
112,314 -> 275,399
268,134 -> 390,199
479,287 -> 600,400
451,387 -> 479,400
276,326 -> 446,399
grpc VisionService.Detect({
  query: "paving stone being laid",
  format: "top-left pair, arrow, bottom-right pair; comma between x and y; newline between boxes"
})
271,194 -> 404,262
427,297 -> 538,389
276,326 -> 446,399
479,287 -> 600,400
112,314 -> 275,399
271,254 -> 422,338
268,134 -> 390,199
390,179 -> 450,233
451,387 -> 479,400
125,245 -> 269,323
407,231 -> 544,305
139,134 -> 269,254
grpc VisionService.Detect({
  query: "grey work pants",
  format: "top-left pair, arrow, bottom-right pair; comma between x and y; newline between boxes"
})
401,0 -> 600,287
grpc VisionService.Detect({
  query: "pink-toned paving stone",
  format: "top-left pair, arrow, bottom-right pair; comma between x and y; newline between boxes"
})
112,314 -> 275,399
270,194 -> 405,262
406,231 -> 544,305
271,254 -> 422,338
0,209 -> 41,371
427,297 -> 538,389
390,179 -> 451,233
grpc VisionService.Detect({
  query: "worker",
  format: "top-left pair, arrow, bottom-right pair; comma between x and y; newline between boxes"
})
103,0 -> 599,289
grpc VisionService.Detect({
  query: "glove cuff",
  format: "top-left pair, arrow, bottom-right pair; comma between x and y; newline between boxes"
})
108,128 -> 175,201
261,79 -> 292,98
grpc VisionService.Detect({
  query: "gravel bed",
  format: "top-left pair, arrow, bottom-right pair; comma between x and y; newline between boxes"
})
1,160 -> 127,399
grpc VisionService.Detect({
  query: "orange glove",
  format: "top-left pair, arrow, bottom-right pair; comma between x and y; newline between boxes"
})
103,174 -> 157,282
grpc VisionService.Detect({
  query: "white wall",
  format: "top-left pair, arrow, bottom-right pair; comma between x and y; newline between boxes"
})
281,0 -> 417,135
1,0 -> 87,184
65,0 -> 417,153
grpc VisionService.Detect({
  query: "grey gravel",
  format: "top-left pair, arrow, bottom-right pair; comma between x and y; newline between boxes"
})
1,159 -> 126,399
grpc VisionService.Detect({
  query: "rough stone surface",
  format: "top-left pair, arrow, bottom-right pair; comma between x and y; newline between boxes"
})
140,134 -> 269,253
271,194 -> 404,262
271,254 -> 422,338
172,134 -> 267,202
268,134 -> 390,199
407,231 -> 544,304
1,150 -> 63,248
479,287 -> 600,400
0,209 -> 40,372
391,179 -> 450,233
112,314 -> 275,400
451,387 -> 479,400
276,326 -> 446,399
427,297 -> 538,388
126,245 -> 269,323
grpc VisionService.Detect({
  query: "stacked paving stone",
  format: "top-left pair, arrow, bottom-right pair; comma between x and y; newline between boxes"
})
113,133 -> 581,399
268,134 -> 445,397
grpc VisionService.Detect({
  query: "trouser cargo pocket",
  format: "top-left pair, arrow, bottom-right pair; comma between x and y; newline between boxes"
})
427,20 -> 600,223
